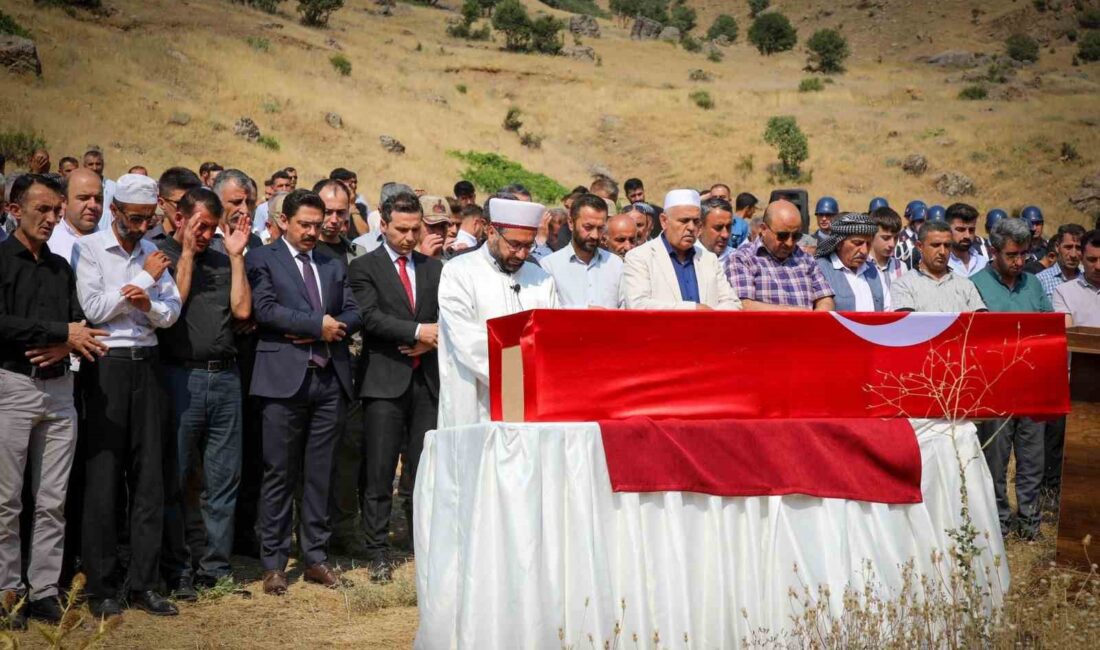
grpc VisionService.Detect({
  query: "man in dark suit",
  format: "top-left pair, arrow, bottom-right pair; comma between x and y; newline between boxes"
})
348,191 -> 441,582
245,189 -> 362,595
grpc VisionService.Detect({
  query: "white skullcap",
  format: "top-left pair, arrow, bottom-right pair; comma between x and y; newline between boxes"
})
663,188 -> 701,211
113,173 -> 159,205
488,197 -> 545,231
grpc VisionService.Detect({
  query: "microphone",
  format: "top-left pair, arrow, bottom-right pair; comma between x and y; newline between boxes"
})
511,283 -> 521,295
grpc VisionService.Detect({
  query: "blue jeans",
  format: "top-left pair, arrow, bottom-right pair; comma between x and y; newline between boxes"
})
162,366 -> 242,580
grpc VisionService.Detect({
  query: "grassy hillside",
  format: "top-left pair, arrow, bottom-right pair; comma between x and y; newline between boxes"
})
2,0 -> 1098,226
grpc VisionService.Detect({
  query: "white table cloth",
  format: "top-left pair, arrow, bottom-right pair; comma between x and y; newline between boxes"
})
413,420 -> 1009,649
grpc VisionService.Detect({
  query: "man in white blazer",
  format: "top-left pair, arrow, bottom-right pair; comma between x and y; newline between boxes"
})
620,189 -> 742,311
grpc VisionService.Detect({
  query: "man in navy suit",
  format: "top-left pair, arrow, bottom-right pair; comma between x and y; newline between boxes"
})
245,189 -> 362,595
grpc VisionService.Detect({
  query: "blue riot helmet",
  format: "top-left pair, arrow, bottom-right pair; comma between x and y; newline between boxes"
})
869,197 -> 889,212
814,196 -> 839,216
985,208 -> 1008,233
1020,205 -> 1044,225
927,205 -> 946,222
904,200 -> 927,223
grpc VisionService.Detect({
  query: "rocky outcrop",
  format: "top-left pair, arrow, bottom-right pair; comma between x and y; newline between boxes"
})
0,35 -> 41,76
569,15 -> 600,38
233,117 -> 261,143
631,17 -> 663,40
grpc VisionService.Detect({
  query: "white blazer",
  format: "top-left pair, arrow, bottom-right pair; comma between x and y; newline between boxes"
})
620,237 -> 742,310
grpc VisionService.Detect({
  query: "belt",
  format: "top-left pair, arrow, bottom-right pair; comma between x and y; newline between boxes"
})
172,358 -> 237,372
1,360 -> 70,380
104,346 -> 159,361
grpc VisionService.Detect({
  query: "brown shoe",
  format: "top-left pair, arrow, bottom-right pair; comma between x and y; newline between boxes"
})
303,563 -> 341,589
262,570 -> 288,596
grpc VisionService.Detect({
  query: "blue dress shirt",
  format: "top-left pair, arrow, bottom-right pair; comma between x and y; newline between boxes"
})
661,235 -> 700,303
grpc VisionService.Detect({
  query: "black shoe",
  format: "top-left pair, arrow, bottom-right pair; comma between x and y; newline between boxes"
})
168,577 -> 198,602
366,559 -> 393,584
27,596 -> 65,623
193,574 -> 220,590
128,590 -> 179,616
5,608 -> 27,631
87,597 -> 123,618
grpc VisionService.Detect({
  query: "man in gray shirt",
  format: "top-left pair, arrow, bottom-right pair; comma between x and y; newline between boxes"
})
891,220 -> 987,312
1053,228 -> 1100,327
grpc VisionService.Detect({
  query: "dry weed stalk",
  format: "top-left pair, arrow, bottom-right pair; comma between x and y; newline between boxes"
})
1,574 -> 118,650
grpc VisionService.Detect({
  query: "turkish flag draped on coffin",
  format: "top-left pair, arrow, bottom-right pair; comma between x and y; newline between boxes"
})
487,310 -> 1069,423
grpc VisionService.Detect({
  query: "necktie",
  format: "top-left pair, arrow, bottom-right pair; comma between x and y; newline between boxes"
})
296,253 -> 329,368
397,256 -> 419,370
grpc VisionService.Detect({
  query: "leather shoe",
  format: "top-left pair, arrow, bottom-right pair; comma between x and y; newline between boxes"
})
87,597 -> 123,618
262,570 -> 287,596
367,559 -> 393,584
27,596 -> 65,623
169,576 -> 198,602
128,590 -> 178,616
303,562 -> 341,589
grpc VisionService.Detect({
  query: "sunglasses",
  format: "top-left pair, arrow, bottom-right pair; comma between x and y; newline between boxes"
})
772,230 -> 802,242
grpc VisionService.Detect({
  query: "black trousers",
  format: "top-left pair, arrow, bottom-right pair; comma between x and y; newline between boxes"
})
1042,416 -> 1066,496
81,356 -> 168,598
258,366 -> 345,572
360,368 -> 437,559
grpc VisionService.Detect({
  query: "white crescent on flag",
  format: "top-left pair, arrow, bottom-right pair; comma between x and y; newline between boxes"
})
829,312 -> 960,347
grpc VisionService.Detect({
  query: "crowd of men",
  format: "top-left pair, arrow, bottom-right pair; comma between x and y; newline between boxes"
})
1,147 -> 1098,627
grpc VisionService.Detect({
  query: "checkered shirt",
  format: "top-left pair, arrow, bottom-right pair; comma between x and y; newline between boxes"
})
725,241 -> 834,308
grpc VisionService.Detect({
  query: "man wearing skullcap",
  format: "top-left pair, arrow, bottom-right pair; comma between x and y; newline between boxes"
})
814,213 -> 888,312
621,190 -> 741,311
436,195 -> 559,428
72,173 -> 182,617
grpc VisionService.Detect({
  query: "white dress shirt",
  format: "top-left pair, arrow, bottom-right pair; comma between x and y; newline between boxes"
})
73,227 -> 181,348
252,201 -> 270,237
352,232 -> 384,254
830,254 -> 885,312
947,249 -> 988,278
541,244 -> 624,308
454,229 -> 479,251
95,178 -> 118,231
48,217 -> 95,267
284,237 -> 324,307
383,241 -> 422,339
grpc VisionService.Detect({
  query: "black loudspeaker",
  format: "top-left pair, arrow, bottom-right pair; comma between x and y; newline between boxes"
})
768,189 -> 810,233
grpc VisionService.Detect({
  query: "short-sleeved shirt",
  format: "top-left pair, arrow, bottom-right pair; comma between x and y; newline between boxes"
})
725,241 -> 833,309
1052,276 -> 1100,327
890,267 -> 987,312
156,236 -> 237,363
1036,264 -> 1079,297
970,265 -> 1052,313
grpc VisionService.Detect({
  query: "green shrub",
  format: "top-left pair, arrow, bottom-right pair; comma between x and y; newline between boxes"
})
1079,30 -> 1100,62
492,0 -> 532,50
478,0 -> 499,15
1079,8 -> 1100,29
763,115 -> 808,175
537,0 -> 607,18
689,89 -> 714,109
681,35 -> 701,52
257,135 -> 281,151
449,150 -> 568,204
246,35 -> 271,52
230,0 -> 284,12
519,132 -> 543,149
330,54 -> 352,76
456,83 -> 468,94
298,0 -> 343,27
706,14 -> 738,43
799,77 -> 824,92
0,10 -> 32,38
529,14 -> 564,54
748,12 -> 796,55
503,106 -> 523,132
958,84 -> 988,100
806,28 -> 849,73
0,130 -> 47,166
668,3 -> 697,33
707,48 -> 723,62
33,0 -> 103,8
1005,33 -> 1039,62
610,0 -> 669,24
748,0 -> 769,18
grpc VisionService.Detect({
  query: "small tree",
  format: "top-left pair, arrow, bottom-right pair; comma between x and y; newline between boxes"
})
1077,30 -> 1100,62
1005,33 -> 1039,62
748,0 -> 769,18
608,0 -> 639,26
636,0 -> 670,23
298,0 -> 343,27
806,28 -> 849,73
477,0 -> 499,16
669,3 -> 697,33
529,14 -> 564,55
763,115 -> 808,176
492,0 -> 531,51
707,14 -> 739,43
748,12 -> 797,55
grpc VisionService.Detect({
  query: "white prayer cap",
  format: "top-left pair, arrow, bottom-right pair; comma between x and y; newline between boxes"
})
663,188 -> 701,211
113,173 -> 159,205
488,197 -> 545,231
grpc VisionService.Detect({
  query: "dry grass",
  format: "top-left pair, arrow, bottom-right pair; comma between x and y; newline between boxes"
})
1,0 -> 1096,229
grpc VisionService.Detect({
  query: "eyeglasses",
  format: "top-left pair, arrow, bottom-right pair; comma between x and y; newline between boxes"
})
500,235 -> 535,253
117,212 -> 157,225
772,230 -> 802,242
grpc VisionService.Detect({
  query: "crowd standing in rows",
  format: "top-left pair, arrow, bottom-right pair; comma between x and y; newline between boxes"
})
0,148 -> 1098,627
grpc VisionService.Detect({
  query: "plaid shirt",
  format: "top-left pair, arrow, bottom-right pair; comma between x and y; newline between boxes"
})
1036,264 -> 1078,297
725,241 -> 834,308
895,226 -> 919,270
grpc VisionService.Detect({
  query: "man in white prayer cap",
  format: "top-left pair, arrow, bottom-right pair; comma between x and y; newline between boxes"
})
620,189 -> 741,310
436,194 -> 559,428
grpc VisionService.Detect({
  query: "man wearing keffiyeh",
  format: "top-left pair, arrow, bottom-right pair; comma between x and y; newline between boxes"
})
814,212 -> 889,312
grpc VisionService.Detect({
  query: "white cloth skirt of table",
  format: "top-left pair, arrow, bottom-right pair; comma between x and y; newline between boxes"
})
413,420 -> 1009,649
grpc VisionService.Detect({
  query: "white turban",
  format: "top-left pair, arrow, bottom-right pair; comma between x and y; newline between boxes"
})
488,197 -> 544,231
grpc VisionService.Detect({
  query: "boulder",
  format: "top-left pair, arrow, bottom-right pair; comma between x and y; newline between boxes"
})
902,154 -> 928,176
1069,169 -> 1100,217
326,37 -> 342,51
689,69 -> 712,82
325,112 -> 343,129
564,46 -> 597,63
233,117 -> 261,143
379,135 -> 405,154
0,35 -> 42,77
631,17 -> 663,40
934,171 -> 977,197
658,26 -> 681,43
569,15 -> 600,38
168,112 -> 191,126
